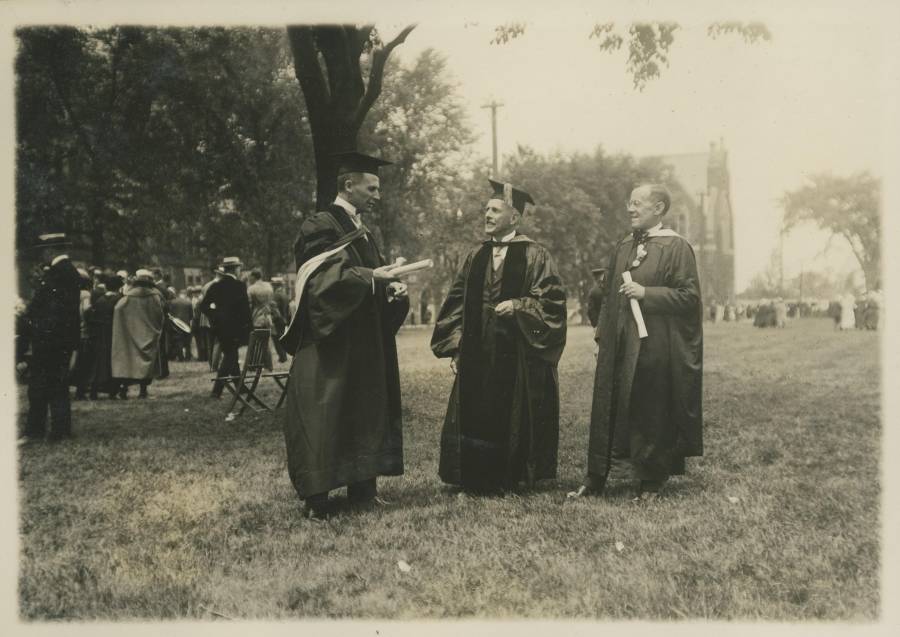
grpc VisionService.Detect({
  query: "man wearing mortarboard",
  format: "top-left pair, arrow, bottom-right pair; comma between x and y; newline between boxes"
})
431,180 -> 567,493
281,151 -> 409,518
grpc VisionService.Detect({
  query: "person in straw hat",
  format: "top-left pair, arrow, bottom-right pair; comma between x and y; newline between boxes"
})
199,256 -> 252,398
111,268 -> 165,399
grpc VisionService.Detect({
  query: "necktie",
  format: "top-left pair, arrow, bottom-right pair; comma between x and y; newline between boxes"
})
632,229 -> 649,244
486,240 -> 509,271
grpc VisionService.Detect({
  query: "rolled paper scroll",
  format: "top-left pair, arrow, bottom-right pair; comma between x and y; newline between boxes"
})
622,271 -> 649,339
384,259 -> 434,278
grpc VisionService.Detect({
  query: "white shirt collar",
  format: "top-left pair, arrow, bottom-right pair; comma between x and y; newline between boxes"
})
51,254 -> 69,266
492,230 -> 517,245
334,195 -> 357,215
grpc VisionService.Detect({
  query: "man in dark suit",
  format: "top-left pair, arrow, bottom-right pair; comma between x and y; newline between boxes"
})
19,233 -> 82,443
199,257 -> 252,398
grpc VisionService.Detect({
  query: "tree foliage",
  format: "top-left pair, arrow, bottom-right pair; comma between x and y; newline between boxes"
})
503,148 -> 686,321
16,27 -> 315,277
493,21 -> 771,89
782,172 -> 881,292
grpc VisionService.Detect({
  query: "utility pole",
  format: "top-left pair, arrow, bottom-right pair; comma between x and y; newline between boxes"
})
481,99 -> 504,177
776,212 -> 786,295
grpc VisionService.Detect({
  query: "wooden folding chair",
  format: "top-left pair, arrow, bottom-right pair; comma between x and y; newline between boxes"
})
262,368 -> 290,409
212,329 -> 272,417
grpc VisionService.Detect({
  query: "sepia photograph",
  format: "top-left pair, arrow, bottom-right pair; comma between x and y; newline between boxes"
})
2,0 -> 897,634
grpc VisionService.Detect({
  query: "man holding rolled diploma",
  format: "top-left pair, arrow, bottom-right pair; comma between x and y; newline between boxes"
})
570,184 -> 703,501
281,151 -> 410,519
431,180 -> 567,493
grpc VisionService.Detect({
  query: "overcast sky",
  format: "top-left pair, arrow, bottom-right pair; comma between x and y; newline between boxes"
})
390,12 -> 888,291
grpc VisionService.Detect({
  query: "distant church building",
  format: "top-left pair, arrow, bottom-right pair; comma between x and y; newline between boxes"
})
655,139 -> 735,303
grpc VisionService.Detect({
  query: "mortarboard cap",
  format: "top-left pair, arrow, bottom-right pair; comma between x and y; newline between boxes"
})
488,179 -> 535,214
334,151 -> 392,176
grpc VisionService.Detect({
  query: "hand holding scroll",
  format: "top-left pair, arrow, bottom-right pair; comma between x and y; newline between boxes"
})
621,271 -> 648,339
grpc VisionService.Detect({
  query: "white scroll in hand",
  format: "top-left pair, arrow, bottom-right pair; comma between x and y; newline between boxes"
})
622,271 -> 648,339
383,258 -> 434,278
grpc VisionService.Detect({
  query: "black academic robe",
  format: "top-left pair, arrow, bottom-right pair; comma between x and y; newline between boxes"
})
282,205 -> 409,498
586,230 -> 703,485
431,234 -> 567,490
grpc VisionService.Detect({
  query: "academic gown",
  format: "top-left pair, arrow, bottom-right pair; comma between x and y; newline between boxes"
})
282,205 -> 409,498
431,234 -> 567,491
586,229 -> 703,484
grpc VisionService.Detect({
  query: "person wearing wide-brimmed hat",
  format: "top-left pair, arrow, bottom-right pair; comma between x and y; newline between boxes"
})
19,233 -> 82,442
199,257 -> 252,398
111,269 -> 165,399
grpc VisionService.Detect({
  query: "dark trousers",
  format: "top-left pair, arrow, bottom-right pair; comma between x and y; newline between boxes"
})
212,340 -> 240,397
25,345 -> 73,440
170,333 -> 192,361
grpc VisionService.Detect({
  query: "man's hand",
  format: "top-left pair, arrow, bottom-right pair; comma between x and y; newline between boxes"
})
618,280 -> 645,300
387,281 -> 408,301
450,354 -> 459,375
495,300 -> 516,317
372,266 -> 399,282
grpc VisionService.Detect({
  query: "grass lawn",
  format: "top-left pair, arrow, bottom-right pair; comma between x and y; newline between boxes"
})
16,318 -> 880,620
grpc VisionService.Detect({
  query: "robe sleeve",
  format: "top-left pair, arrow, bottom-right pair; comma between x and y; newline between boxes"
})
295,214 -> 377,341
430,251 -> 473,359
641,238 -> 701,315
509,244 -> 567,364
303,249 -> 375,341
594,244 -> 622,343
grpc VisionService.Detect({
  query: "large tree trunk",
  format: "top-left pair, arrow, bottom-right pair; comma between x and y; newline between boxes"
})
287,24 -> 415,211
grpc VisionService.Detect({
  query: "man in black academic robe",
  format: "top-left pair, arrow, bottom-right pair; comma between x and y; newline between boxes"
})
282,151 -> 409,518
19,233 -> 82,442
431,180 -> 567,492
199,257 -> 252,398
572,184 -> 703,501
